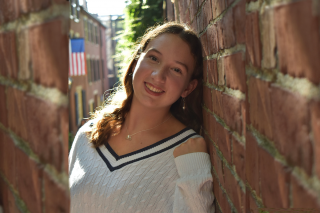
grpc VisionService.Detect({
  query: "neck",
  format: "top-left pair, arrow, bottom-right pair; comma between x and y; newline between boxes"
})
124,96 -> 171,134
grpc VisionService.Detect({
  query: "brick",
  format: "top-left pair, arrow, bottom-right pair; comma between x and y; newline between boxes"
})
259,148 -> 290,208
203,59 -> 208,83
246,12 -> 261,67
232,137 -> 245,181
191,17 -> 199,34
208,59 -> 218,84
200,32 -> 208,57
19,0 -> 51,14
0,132 -> 16,187
59,107 -> 69,173
166,0 -> 175,21
246,132 -> 260,195
178,0 -> 186,23
29,19 -> 69,94
233,0 -> 246,44
311,102 -> 320,178
0,0 -> 20,23
17,30 -> 31,80
203,110 -> 211,134
261,9 -> 276,69
217,58 -> 225,86
212,0 -> 226,18
189,0 -> 198,18
15,148 -> 42,213
207,136 -> 216,167
202,0 -> 213,28
0,85 -> 7,127
44,172 -> 70,213
221,94 -> 243,135
185,9 -> 191,24
7,88 -> 28,141
212,118 -> 232,164
248,77 -> 273,139
203,87 -> 213,111
248,193 -> 259,213
217,9 -> 236,50
291,175 -> 320,208
0,31 -> 18,79
206,24 -> 219,54
271,86 -> 313,175
212,173 -> 221,212
275,0 -> 320,84
213,147 -> 225,186
212,89 -> 223,118
25,95 -> 63,171
224,168 -> 245,213
223,52 -> 246,93
197,10 -> 204,33
0,180 -> 20,213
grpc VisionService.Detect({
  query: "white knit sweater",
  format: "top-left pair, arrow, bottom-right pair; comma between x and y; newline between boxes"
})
69,121 -> 215,213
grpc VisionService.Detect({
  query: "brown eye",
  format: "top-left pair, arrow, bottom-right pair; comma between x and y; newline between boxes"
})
172,68 -> 182,73
150,55 -> 158,62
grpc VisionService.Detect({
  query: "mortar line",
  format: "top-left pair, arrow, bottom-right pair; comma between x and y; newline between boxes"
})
212,166 -> 239,213
204,82 -> 246,101
0,123 -> 69,190
245,181 -> 265,208
203,106 -> 246,145
248,125 -> 320,199
205,130 -> 246,193
198,0 -> 242,37
0,75 -> 68,107
204,44 -> 246,60
246,0 -> 303,13
0,172 -> 31,213
0,4 -> 69,33
246,65 -> 320,100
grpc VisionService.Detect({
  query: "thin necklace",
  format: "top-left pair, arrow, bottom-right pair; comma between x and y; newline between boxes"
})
125,114 -> 172,141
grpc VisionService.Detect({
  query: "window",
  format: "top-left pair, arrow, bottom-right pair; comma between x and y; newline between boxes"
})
87,58 -> 91,83
101,59 -> 104,79
83,18 -> 88,41
70,0 -> 80,21
95,25 -> 99,44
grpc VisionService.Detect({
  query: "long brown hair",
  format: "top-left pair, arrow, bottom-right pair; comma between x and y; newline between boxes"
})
87,22 -> 203,148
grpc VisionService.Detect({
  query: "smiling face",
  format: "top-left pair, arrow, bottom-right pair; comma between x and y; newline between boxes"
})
131,33 -> 198,110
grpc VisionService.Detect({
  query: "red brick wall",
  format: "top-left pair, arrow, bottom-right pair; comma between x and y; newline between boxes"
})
168,0 -> 320,212
0,1 -> 70,212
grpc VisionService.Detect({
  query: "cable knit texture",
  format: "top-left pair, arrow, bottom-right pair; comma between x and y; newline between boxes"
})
69,121 -> 215,213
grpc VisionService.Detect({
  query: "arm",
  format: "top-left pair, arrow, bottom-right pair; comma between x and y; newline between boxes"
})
173,138 -> 215,213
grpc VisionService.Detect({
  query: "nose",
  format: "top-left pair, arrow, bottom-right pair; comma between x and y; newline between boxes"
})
151,66 -> 166,83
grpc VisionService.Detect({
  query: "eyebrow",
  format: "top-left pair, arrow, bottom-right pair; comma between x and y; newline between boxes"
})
147,48 -> 189,72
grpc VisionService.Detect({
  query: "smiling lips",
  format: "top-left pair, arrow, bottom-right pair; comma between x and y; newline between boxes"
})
145,82 -> 164,94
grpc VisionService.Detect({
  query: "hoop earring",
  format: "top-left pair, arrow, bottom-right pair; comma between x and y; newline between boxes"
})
182,97 -> 186,110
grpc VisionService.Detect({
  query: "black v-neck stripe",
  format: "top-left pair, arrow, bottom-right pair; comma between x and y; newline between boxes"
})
105,127 -> 191,160
96,131 -> 197,172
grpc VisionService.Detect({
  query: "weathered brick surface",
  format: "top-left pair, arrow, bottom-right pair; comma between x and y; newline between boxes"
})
212,0 -> 226,19
15,148 -> 43,213
232,137 -> 245,181
7,88 -> 28,141
0,180 -> 20,213
0,31 -> 18,79
291,175 -> 320,208
275,0 -> 320,84
206,25 -> 219,55
44,172 -> 69,213
223,52 -> 246,92
29,19 -> 69,94
248,77 -> 273,139
259,148 -> 290,208
204,86 -> 213,111
246,132 -> 260,195
166,0 -> 175,21
208,59 -> 218,84
0,132 -> 16,187
202,0 -> 213,29
0,0 -> 20,24
0,85 -> 7,127
203,59 -> 208,83
217,9 -> 236,50
59,106 -> 69,173
246,12 -> 261,67
25,94 -> 63,171
270,86 -> 313,175
311,101 -> 320,178
261,9 -> 276,69
233,0 -> 246,44
19,0 -> 51,14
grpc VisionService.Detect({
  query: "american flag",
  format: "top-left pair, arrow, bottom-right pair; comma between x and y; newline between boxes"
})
69,38 -> 86,76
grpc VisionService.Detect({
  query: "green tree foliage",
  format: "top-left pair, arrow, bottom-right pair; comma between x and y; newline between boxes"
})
115,0 -> 163,78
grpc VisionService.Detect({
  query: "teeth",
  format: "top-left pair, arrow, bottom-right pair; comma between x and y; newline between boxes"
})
146,83 -> 163,93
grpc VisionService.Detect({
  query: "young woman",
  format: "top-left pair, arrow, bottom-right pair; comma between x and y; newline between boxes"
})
69,22 -> 215,213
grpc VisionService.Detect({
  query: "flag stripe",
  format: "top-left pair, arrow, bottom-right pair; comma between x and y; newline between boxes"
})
69,38 -> 86,76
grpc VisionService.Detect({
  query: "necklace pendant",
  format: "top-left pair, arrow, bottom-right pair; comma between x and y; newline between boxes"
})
126,135 -> 132,141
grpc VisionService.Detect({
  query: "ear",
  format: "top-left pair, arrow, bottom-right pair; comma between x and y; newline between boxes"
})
181,79 -> 198,98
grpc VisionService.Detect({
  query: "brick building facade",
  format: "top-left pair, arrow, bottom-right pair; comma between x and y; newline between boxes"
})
0,0 -> 70,212
69,3 -> 109,136
166,0 -> 320,212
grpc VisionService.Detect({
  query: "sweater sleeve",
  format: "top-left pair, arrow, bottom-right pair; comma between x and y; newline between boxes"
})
173,152 -> 215,213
